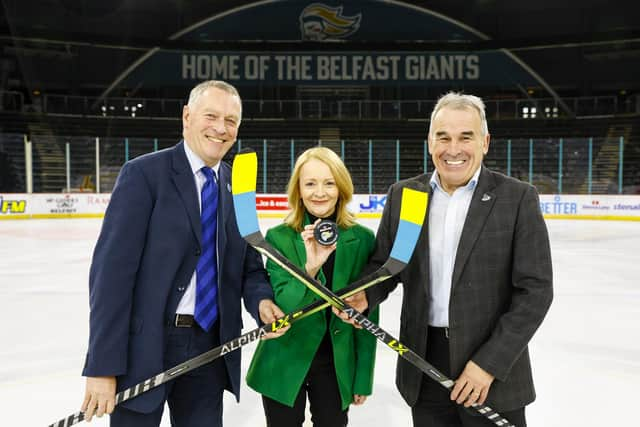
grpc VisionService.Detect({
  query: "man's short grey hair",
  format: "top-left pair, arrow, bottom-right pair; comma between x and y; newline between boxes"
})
187,80 -> 242,115
429,92 -> 489,137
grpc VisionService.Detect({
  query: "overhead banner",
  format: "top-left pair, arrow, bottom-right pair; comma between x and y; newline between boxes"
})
126,50 -> 533,86
121,0 -> 538,87
178,52 -> 484,83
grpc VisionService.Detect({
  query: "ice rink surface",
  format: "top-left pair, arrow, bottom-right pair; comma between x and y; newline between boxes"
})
1,217 -> 638,426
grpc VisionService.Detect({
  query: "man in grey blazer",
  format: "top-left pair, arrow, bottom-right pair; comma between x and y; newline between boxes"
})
347,92 -> 553,426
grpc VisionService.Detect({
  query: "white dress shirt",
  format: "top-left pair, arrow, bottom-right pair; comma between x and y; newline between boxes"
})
176,141 -> 220,315
427,167 -> 480,327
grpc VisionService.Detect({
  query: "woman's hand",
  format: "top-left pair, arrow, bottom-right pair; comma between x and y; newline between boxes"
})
302,219 -> 337,277
353,394 -> 367,405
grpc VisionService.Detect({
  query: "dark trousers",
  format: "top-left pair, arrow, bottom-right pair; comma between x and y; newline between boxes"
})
412,327 -> 526,427
262,338 -> 348,427
110,321 -> 228,427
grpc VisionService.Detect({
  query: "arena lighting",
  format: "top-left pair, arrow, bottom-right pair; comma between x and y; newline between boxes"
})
521,106 -> 538,119
137,103 -> 143,108
544,106 -> 559,118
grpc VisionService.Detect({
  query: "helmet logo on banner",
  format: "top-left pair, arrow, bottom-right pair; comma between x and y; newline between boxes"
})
299,3 -> 361,40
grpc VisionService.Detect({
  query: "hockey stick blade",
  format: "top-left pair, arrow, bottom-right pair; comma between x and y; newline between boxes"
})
231,151 -> 515,427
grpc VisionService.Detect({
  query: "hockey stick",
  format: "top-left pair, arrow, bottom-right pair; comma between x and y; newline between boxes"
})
232,151 -> 515,427
47,277 -> 387,427
47,167 -> 423,427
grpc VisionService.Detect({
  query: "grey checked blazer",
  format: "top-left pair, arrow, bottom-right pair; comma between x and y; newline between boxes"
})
366,166 -> 553,412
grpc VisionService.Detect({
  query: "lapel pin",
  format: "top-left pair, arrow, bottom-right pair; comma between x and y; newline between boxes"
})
481,193 -> 491,202
227,183 -> 232,193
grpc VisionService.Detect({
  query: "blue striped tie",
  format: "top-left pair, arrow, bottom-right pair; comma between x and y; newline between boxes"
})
195,167 -> 219,332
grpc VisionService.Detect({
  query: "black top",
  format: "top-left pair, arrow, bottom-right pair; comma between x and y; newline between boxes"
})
306,210 -> 337,357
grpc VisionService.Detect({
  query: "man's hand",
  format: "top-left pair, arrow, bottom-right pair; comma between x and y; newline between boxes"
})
81,376 -> 116,421
258,299 -> 290,339
332,291 -> 369,329
450,360 -> 494,407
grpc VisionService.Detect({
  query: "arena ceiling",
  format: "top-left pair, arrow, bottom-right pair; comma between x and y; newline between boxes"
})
1,0 -> 639,101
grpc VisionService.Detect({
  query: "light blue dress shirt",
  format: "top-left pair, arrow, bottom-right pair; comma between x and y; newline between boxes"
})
427,167 -> 481,327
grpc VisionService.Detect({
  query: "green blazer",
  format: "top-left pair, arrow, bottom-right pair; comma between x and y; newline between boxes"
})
246,220 -> 379,409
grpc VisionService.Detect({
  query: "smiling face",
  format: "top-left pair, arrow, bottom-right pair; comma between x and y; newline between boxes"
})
182,87 -> 242,167
428,106 -> 490,194
299,158 -> 339,219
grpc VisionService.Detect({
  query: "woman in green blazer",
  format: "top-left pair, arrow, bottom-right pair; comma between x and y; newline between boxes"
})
246,147 -> 379,427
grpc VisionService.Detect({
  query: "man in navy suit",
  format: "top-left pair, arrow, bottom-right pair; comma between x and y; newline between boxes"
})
80,80 -> 288,427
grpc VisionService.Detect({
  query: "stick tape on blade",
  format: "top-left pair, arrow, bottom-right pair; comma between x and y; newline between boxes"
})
390,188 -> 428,264
232,151 -> 258,195
232,152 -> 260,237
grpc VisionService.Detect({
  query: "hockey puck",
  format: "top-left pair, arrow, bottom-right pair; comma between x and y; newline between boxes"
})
313,220 -> 339,246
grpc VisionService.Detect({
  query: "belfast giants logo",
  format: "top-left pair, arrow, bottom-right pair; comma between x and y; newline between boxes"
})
299,3 -> 361,40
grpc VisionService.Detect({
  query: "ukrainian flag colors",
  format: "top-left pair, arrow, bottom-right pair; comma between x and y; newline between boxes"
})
231,151 -> 261,237
389,188 -> 428,264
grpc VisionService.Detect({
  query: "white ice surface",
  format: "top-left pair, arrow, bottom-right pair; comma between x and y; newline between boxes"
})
0,218 -> 638,426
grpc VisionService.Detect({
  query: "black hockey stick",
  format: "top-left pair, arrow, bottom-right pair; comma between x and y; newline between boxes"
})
47,275 -> 391,427
232,151 -> 515,427
47,168 -> 424,427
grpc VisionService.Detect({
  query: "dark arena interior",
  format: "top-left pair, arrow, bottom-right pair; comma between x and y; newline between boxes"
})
0,2 -> 639,426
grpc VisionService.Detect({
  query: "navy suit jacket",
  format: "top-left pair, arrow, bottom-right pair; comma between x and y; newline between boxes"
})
82,141 -> 272,413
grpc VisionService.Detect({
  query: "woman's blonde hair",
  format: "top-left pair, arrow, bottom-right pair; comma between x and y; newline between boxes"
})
284,147 -> 356,232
